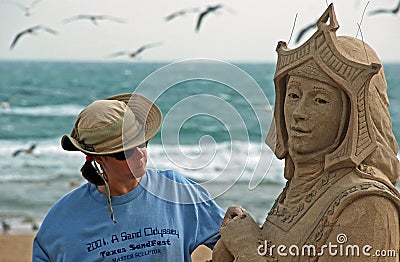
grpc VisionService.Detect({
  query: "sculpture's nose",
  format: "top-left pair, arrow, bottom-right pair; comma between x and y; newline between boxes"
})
292,99 -> 308,121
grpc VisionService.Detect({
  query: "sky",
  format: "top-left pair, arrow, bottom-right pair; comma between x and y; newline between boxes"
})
0,0 -> 399,63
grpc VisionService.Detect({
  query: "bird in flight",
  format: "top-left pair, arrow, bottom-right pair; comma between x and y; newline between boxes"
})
9,25 -> 58,50
368,0 -> 400,16
196,4 -> 222,32
4,0 -> 43,16
107,42 -> 163,59
294,21 -> 317,44
165,7 -> 200,21
12,143 -> 37,157
195,4 -> 235,32
63,14 -> 126,25
195,4 -> 224,32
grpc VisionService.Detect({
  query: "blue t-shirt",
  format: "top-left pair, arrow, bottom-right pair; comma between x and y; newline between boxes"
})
33,169 -> 225,261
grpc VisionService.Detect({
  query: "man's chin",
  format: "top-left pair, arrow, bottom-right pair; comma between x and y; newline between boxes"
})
130,168 -> 147,179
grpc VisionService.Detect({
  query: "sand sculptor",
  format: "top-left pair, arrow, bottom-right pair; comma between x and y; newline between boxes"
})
213,4 -> 400,261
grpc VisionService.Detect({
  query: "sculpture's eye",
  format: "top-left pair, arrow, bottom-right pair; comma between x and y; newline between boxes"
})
288,93 -> 300,99
315,97 -> 328,104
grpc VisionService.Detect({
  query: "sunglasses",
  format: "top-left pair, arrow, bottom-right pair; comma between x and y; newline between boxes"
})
109,142 -> 147,161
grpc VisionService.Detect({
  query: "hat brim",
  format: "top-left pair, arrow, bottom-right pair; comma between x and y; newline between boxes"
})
61,93 -> 162,155
61,135 -> 79,152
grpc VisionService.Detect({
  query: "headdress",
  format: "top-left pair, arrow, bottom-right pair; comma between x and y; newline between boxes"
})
266,4 -> 399,184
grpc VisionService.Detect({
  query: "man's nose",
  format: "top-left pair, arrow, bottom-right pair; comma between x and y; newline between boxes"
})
133,147 -> 145,159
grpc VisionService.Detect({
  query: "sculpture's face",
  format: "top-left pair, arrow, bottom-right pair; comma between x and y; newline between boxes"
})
284,76 -> 343,154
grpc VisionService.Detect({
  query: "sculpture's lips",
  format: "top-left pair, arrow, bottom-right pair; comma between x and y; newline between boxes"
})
290,126 -> 311,136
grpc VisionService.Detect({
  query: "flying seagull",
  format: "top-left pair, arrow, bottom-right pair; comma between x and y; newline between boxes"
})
12,143 -> 37,157
195,4 -> 235,32
165,8 -> 200,21
294,21 -> 317,44
9,25 -> 58,50
63,14 -> 126,25
368,0 -> 400,16
4,0 -> 43,16
107,42 -> 163,59
195,4 -> 224,32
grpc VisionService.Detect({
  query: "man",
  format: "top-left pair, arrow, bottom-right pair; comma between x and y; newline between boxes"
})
33,93 -> 225,261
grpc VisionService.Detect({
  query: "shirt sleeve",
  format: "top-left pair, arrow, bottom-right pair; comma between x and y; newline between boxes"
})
32,236 -> 50,262
193,191 -> 225,250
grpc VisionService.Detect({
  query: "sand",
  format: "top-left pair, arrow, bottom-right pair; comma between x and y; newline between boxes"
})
0,234 -> 212,261
0,234 -> 34,262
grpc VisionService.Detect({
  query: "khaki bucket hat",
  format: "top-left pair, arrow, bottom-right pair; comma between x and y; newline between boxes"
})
61,93 -> 162,155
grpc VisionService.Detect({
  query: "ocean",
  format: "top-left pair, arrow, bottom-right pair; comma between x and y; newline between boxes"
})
0,60 -> 399,234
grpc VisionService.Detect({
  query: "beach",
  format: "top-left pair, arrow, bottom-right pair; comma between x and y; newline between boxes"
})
0,234 -> 34,262
0,234 -> 211,261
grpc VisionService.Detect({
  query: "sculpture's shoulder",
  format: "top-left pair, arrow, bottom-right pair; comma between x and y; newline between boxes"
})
335,165 -> 400,209
268,166 -> 400,223
313,167 -> 400,261
308,165 -> 400,246
263,166 -> 400,247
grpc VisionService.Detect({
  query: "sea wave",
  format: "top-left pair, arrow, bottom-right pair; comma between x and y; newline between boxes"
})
3,139 -> 400,187
0,139 -> 285,185
0,104 -> 83,117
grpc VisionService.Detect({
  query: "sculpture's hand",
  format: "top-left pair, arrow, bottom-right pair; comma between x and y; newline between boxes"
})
222,205 -> 246,226
212,239 -> 235,262
218,210 -> 263,260
213,208 -> 255,262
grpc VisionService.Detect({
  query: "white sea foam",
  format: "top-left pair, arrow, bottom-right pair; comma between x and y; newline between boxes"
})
0,104 -> 83,117
0,139 -> 285,185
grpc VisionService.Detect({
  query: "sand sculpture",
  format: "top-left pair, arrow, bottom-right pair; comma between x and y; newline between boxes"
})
213,4 -> 400,261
